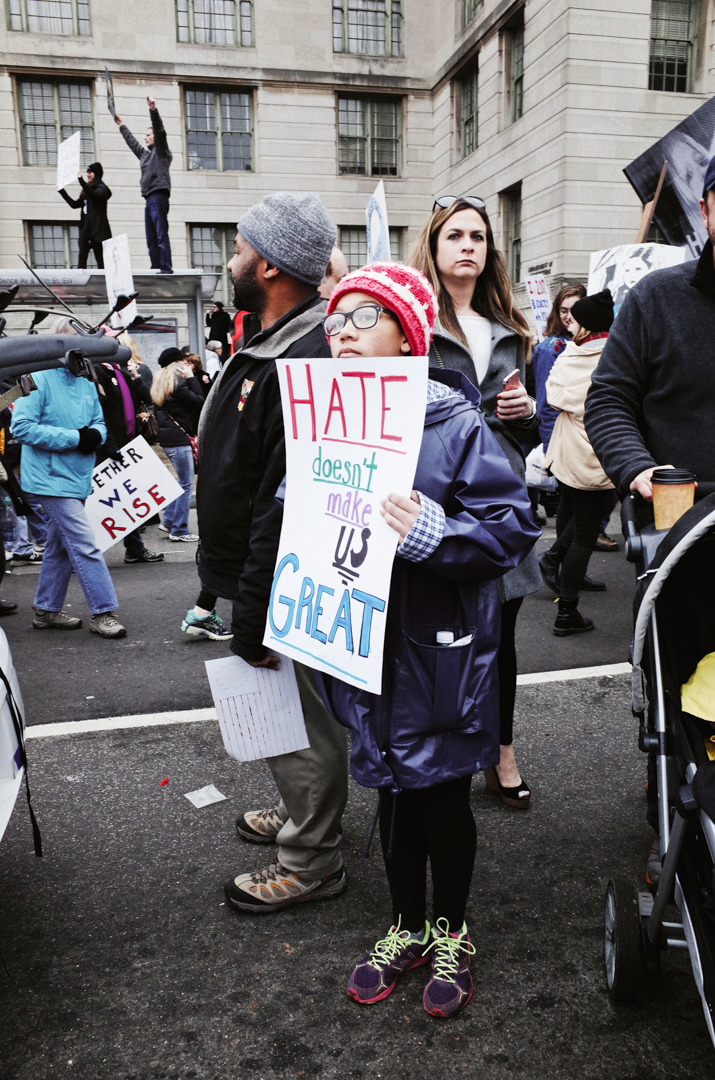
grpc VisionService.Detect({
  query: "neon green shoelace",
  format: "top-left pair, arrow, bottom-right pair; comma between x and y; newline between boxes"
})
368,918 -> 420,970
424,918 -> 476,982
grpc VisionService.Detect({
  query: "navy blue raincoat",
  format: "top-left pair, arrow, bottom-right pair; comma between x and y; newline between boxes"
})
317,369 -> 540,791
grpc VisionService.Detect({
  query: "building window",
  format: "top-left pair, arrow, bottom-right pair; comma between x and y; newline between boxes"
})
339,226 -> 402,269
185,88 -> 252,171
459,64 -> 478,158
333,0 -> 402,57
18,80 -> 93,166
177,0 -> 252,45
8,0 -> 90,34
509,11 -> 524,122
649,0 -> 694,92
28,222 -> 97,269
190,224 -> 236,304
338,98 -> 400,177
503,185 -> 522,284
461,0 -> 482,30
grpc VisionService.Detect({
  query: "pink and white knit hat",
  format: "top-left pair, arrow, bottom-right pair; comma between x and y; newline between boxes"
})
326,262 -> 438,357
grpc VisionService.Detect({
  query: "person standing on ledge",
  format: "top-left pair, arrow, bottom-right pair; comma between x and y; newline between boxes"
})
58,163 -> 112,269
115,96 -> 173,274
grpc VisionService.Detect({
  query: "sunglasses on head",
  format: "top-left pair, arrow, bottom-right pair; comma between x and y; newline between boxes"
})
432,195 -> 486,212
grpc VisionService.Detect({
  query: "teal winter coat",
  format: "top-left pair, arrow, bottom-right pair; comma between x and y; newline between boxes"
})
11,367 -> 106,499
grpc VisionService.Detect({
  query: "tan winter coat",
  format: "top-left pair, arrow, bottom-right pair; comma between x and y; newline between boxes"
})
545,338 -> 614,491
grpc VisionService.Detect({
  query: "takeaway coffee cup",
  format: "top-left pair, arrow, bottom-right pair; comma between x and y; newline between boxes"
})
652,468 -> 696,530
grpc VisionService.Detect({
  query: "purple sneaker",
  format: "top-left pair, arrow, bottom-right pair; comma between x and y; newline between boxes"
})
423,919 -> 476,1018
348,920 -> 430,1005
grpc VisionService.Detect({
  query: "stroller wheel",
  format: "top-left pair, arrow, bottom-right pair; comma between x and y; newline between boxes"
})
604,877 -> 642,1002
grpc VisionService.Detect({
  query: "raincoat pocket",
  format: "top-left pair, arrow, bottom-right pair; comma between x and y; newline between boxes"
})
391,627 -> 481,738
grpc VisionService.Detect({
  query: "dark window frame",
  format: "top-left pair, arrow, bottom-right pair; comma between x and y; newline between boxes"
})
184,85 -> 254,172
459,62 -> 478,158
8,0 -> 90,35
337,95 -> 402,178
189,223 -> 236,304
18,78 -> 94,166
649,0 -> 695,92
176,0 -> 253,46
333,0 -> 403,57
27,220 -> 97,269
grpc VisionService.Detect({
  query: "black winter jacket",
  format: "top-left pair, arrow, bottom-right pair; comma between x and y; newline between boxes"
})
157,376 -> 204,447
94,364 -> 151,462
585,241 -> 715,495
59,177 -> 112,242
120,107 -> 172,198
196,292 -> 330,661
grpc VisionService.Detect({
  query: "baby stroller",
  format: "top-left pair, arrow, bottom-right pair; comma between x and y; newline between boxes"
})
604,489 -> 715,1049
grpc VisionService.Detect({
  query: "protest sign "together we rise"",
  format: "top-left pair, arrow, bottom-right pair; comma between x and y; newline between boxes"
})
266,357 -> 427,694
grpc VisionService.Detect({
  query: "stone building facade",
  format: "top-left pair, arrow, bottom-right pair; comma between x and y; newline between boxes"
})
0,0 -> 712,315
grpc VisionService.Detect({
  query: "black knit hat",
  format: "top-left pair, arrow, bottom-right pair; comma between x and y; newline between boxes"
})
570,289 -> 614,334
158,347 -> 184,368
88,162 -> 103,179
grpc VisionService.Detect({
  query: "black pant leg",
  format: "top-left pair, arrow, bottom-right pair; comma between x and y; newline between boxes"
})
91,241 -> 105,269
196,588 -> 218,610
77,233 -> 91,270
560,486 -> 610,599
497,596 -> 524,746
379,787 -> 428,933
421,776 -> 476,929
123,529 -> 145,558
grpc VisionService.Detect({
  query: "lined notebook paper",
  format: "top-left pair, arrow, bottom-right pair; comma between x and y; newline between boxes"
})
205,655 -> 309,763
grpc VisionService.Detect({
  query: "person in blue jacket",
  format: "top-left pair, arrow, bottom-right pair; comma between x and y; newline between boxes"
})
11,330 -> 126,638
319,263 -> 539,1019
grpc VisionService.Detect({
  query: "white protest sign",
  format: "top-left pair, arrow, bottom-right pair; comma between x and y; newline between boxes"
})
102,233 -> 137,327
524,275 -> 551,341
205,654 -> 309,762
265,357 -> 428,694
85,435 -> 182,552
366,180 -> 391,263
588,243 -> 686,314
56,131 -> 81,192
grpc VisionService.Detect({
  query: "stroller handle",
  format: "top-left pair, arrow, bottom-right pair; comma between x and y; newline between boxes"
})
621,494 -> 641,563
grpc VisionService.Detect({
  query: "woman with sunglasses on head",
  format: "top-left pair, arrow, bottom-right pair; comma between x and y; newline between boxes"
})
410,195 -> 542,810
319,263 -> 538,1018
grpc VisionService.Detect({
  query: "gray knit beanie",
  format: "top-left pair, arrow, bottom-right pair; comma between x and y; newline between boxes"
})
237,192 -> 337,287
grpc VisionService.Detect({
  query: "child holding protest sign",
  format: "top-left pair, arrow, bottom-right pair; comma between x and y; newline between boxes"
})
318,263 -> 539,1018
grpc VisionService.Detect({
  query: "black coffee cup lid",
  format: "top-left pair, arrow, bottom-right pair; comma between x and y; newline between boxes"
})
652,468 -> 696,484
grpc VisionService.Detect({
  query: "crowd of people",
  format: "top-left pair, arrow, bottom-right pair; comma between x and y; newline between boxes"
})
8,146 -> 715,1020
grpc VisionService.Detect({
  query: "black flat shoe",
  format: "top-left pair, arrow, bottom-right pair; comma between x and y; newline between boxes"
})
484,766 -> 531,809
581,575 -> 606,591
0,599 -> 17,614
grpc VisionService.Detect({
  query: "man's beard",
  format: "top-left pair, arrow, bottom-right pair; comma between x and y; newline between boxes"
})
232,256 -> 266,318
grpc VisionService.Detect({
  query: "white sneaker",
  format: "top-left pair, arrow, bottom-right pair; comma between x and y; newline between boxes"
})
168,532 -> 199,542
157,523 -> 170,533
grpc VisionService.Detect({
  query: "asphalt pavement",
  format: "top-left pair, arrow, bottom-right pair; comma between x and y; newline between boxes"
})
1,518 -> 713,1079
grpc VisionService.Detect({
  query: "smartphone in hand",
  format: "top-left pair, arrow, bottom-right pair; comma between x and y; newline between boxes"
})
502,368 -> 520,392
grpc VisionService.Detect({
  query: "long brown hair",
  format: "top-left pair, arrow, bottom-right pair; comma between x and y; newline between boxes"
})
544,283 -> 586,338
409,200 -> 531,357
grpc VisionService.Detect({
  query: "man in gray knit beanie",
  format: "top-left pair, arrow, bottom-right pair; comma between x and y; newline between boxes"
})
237,191 -> 336,286
190,191 -> 350,916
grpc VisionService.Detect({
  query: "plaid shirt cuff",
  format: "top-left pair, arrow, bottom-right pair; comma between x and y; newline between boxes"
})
397,492 -> 445,563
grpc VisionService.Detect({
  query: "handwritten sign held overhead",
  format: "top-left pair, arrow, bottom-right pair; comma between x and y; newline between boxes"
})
56,131 -> 81,192
84,435 -> 182,552
265,357 -> 428,694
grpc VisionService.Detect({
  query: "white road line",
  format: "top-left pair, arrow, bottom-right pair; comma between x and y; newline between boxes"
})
25,707 -> 217,739
23,662 -> 632,740
517,662 -> 631,686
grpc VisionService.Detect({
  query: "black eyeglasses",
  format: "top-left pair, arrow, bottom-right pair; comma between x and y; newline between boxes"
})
323,304 -> 396,337
432,195 -> 486,212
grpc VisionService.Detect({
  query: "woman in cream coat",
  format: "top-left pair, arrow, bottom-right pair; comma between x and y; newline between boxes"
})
543,290 -> 615,636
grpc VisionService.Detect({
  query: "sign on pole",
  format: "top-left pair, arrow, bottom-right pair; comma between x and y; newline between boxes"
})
85,435 -> 182,552
264,357 -> 428,694
524,275 -> 552,341
102,233 -> 137,326
588,243 -> 686,315
105,67 -> 116,119
56,131 -> 81,192
366,180 -> 391,263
